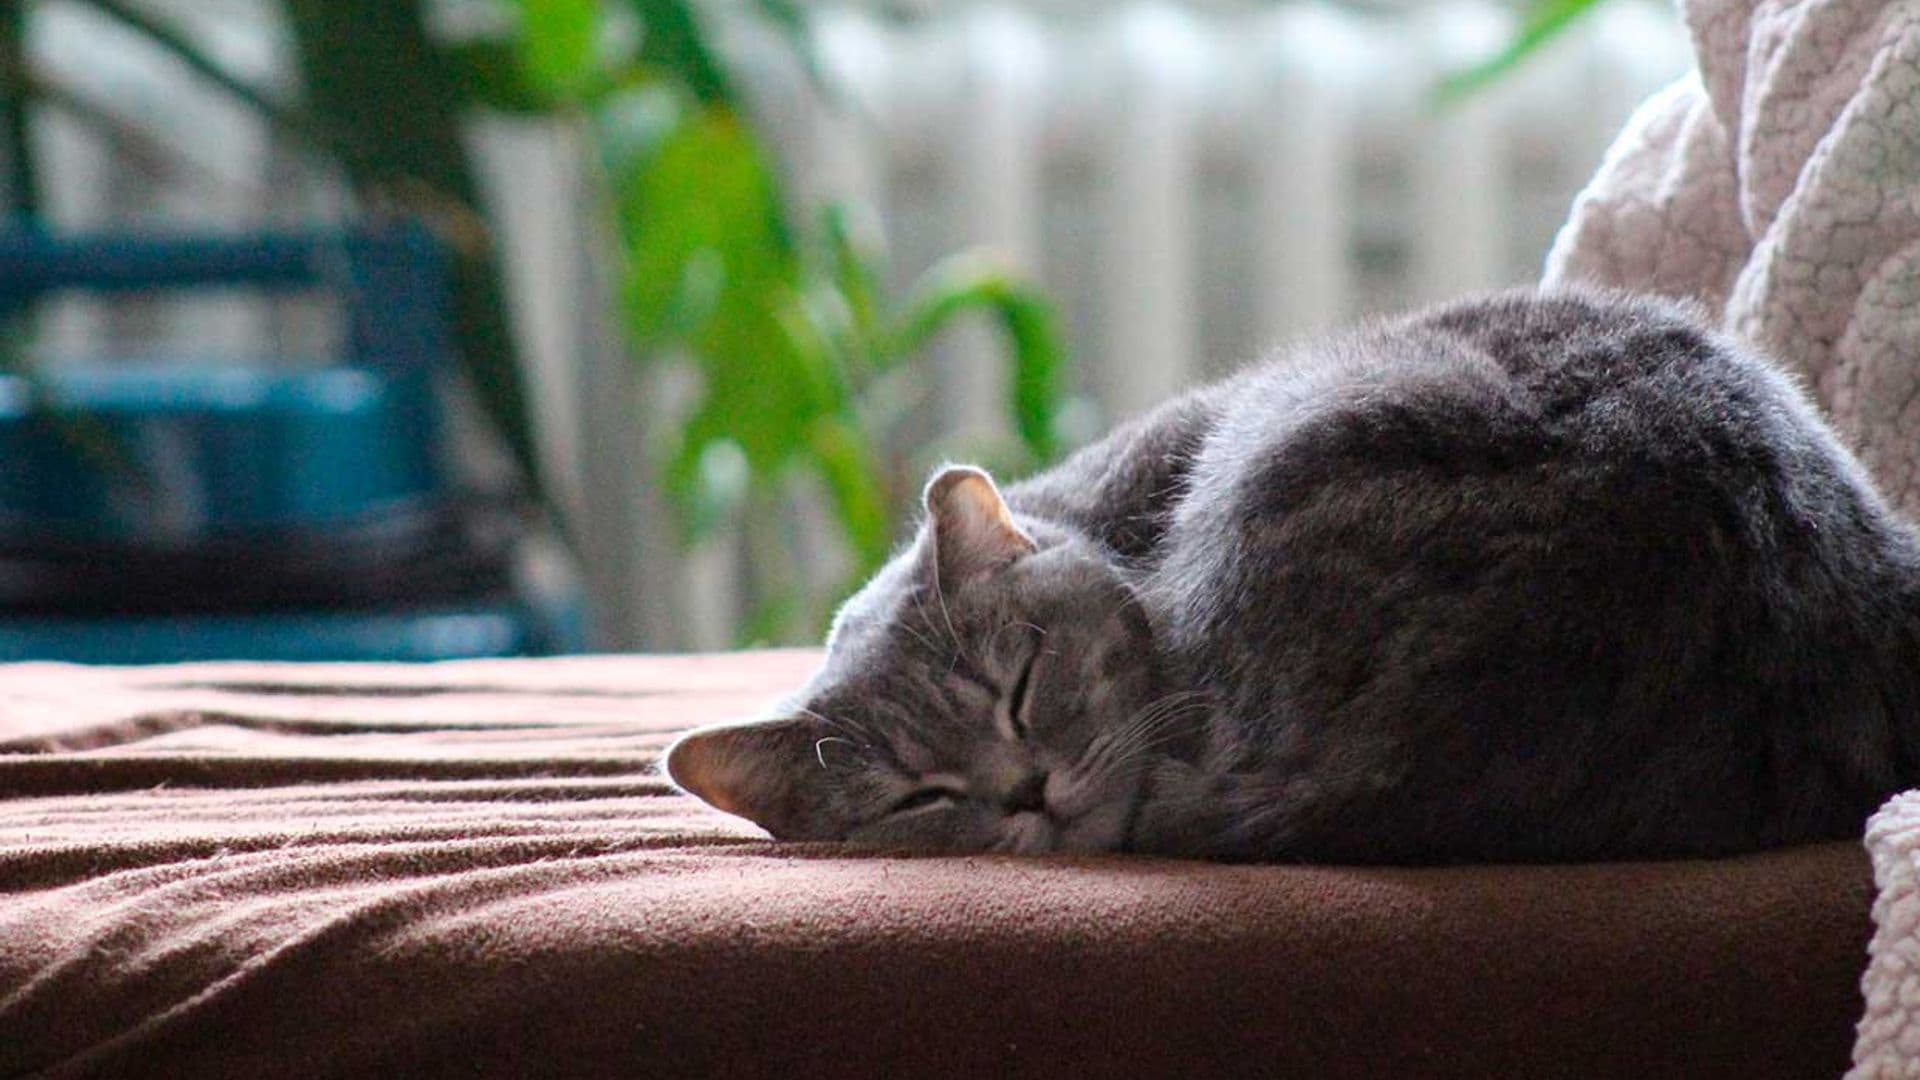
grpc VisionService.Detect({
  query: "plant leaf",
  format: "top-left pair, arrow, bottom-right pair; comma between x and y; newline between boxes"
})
616,101 -> 855,544
517,0 -> 601,99
611,104 -> 788,351
445,39 -> 563,113
805,414 -> 891,573
893,255 -> 1066,462
1435,0 -> 1612,105
746,0 -> 831,98
817,203 -> 886,368
626,0 -> 733,106
2,3 -> 38,217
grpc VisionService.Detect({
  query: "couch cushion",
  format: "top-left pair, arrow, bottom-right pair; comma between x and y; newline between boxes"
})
0,652 -> 1873,1078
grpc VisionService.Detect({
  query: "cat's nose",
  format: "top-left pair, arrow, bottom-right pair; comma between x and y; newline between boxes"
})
1003,771 -> 1048,815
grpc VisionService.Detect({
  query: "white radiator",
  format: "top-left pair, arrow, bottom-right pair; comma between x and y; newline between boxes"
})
741,0 -> 1689,425
20,0 -> 1691,650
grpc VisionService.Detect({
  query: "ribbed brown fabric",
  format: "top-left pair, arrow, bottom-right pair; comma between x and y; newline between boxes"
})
0,652 -> 1873,1079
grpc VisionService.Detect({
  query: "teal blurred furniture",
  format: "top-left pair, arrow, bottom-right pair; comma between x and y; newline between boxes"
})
0,224 -> 583,662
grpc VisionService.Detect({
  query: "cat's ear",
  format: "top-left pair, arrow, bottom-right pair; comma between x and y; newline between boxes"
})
923,465 -> 1036,581
665,717 -> 845,839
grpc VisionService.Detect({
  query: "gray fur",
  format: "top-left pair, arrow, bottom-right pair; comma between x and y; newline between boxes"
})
668,288 -> 1920,862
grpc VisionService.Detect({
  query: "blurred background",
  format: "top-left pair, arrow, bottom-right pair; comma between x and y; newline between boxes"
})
0,0 -> 1689,661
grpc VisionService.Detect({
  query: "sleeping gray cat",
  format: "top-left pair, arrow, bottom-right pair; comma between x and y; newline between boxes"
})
667,288 -> 1920,863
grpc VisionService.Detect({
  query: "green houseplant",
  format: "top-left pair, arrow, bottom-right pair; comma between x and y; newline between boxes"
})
3,0 -> 1068,643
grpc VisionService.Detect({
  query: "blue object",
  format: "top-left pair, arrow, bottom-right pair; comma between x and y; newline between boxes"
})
0,224 -> 588,661
0,226 -> 448,541
0,227 -> 452,373
0,605 -> 538,664
0,363 -> 439,540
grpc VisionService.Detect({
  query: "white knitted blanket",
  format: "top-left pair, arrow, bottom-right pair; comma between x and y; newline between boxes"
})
1546,0 -> 1920,515
1852,794 -> 1920,1076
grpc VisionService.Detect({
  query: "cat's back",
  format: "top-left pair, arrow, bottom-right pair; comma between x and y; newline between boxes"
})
1183,288 -> 1882,556
1406,289 -> 1799,459
1224,289 -> 1803,484
1156,288 -> 1920,859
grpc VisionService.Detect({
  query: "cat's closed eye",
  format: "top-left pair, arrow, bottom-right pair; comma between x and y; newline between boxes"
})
1006,653 -> 1038,738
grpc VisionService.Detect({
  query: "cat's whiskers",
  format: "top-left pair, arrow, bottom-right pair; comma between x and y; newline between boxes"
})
1101,697 -> 1209,766
908,583 -> 966,673
1098,691 -> 1208,758
1073,726 -> 1184,798
795,705 -> 881,751
1054,692 -> 1212,816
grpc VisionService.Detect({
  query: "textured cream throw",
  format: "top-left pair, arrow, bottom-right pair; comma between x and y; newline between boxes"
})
1855,793 -> 1920,1076
1546,0 -> 1920,513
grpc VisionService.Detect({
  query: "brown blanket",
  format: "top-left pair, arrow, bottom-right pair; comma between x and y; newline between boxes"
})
0,652 -> 1873,1079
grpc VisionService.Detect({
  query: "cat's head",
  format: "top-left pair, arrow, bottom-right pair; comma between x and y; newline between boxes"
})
665,465 -> 1184,854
